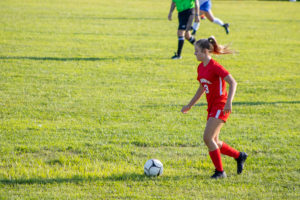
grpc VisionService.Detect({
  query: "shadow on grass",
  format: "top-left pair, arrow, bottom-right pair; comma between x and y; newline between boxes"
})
98,17 -> 164,21
0,173 -> 194,185
142,101 -> 300,108
57,16 -> 164,21
0,56 -> 117,62
231,101 -> 300,106
0,56 -> 158,62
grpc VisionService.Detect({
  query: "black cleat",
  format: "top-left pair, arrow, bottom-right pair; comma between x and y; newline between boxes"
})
171,53 -> 182,60
235,152 -> 248,174
223,23 -> 230,34
211,170 -> 227,179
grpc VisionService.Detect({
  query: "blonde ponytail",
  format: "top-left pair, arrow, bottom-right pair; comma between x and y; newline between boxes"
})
195,36 -> 234,55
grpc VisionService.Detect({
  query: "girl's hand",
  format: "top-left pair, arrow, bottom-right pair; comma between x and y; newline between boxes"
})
223,102 -> 232,114
181,105 -> 191,114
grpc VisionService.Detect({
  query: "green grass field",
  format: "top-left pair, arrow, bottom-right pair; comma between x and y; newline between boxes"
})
1,0 -> 300,199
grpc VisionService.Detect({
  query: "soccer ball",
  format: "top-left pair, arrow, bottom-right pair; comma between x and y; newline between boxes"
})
144,159 -> 163,176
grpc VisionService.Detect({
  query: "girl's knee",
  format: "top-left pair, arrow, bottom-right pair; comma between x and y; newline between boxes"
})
203,135 -> 212,145
216,141 -> 223,148
205,12 -> 214,22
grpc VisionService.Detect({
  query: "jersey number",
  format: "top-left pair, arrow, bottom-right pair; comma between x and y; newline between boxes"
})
204,84 -> 209,94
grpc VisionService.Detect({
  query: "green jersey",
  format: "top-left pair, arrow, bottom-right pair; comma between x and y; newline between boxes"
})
172,0 -> 195,13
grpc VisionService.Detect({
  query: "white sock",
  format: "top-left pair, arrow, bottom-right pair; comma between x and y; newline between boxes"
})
213,18 -> 224,26
192,22 -> 200,31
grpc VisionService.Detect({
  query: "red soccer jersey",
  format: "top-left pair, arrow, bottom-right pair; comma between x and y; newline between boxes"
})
197,59 -> 229,111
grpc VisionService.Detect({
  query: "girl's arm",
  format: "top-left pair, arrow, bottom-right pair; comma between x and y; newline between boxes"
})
224,74 -> 237,114
168,1 -> 176,21
181,84 -> 205,113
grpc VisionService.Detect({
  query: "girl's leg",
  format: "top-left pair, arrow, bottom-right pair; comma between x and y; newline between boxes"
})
204,10 -> 223,25
203,117 -> 226,178
213,132 -> 223,149
213,127 -> 248,174
203,11 -> 214,23
203,117 -> 224,151
203,10 -> 229,34
214,131 -> 240,159
219,142 -> 240,159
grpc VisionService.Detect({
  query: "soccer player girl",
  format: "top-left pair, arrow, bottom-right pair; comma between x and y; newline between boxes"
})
168,0 -> 200,60
191,0 -> 230,35
181,36 -> 247,179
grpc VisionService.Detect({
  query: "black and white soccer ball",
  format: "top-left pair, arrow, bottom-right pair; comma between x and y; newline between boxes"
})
144,159 -> 163,176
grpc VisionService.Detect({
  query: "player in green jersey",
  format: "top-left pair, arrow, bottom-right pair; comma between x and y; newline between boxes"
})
168,0 -> 200,59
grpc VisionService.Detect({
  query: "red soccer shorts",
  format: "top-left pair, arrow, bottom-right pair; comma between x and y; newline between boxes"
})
207,105 -> 230,122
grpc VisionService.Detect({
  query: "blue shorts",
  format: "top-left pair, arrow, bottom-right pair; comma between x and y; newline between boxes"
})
200,1 -> 211,12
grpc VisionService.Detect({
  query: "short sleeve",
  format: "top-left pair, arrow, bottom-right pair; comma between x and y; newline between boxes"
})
213,63 -> 229,78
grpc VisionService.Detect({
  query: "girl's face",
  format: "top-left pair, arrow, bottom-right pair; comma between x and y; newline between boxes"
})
194,45 -> 207,61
